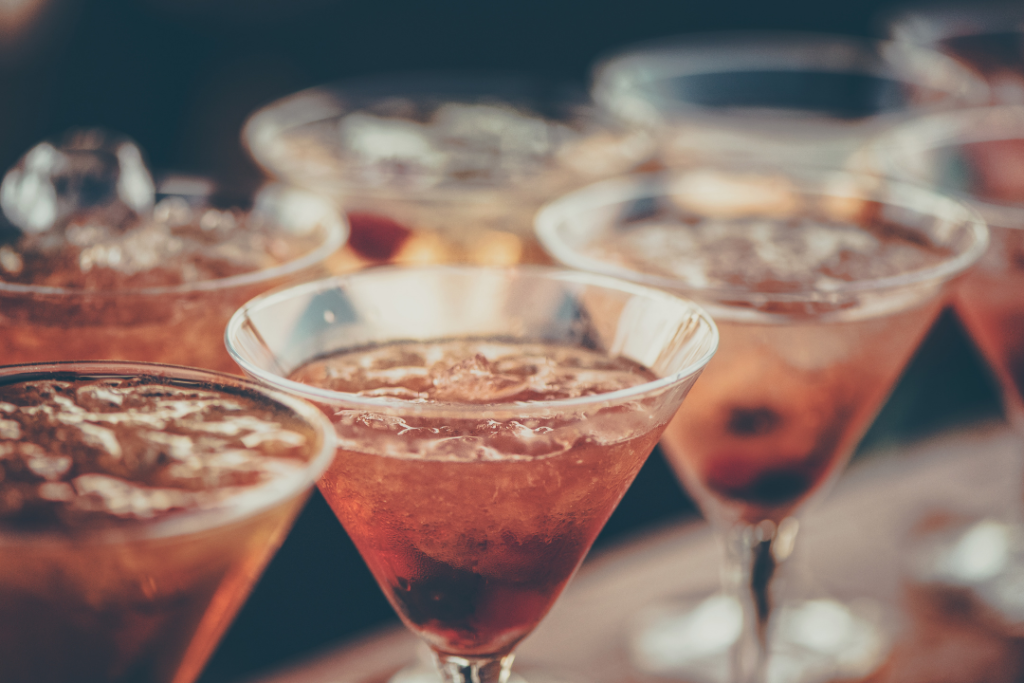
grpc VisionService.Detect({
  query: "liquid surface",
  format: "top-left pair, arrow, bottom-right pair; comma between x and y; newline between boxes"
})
298,340 -> 670,656
0,376 -> 316,531
0,197 -> 324,290
586,205 -> 951,297
291,340 -> 653,405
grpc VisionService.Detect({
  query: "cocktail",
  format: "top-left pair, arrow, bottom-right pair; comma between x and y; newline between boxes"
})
0,129 -> 346,372
225,265 -> 718,683
535,168 -> 988,682
867,104 -> 1024,622
0,360 -> 337,683
591,32 -> 986,167
242,75 -> 651,269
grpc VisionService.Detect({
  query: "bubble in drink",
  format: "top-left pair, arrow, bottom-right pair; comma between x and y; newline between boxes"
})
0,131 -> 344,371
0,369 -> 329,683
296,340 -> 666,656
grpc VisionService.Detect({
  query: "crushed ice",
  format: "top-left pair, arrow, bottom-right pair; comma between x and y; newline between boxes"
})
591,215 -> 948,292
0,378 -> 313,523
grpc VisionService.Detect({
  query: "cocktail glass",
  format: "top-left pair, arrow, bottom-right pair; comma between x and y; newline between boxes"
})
242,74 -> 652,269
885,2 -> 1024,105
591,31 -> 987,167
0,360 -> 337,683
535,167 -> 988,682
866,104 -> 1024,624
0,178 -> 346,373
225,265 -> 719,683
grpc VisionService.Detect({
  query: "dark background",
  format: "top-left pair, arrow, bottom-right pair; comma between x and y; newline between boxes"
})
0,1 -> 1006,681
0,0 -> 948,179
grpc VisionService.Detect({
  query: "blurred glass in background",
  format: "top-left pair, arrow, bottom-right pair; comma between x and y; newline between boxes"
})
591,31 -> 988,167
886,1 -> 1024,104
244,74 -> 652,269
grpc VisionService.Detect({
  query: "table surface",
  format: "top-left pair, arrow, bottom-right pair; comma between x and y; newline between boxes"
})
243,424 -> 1024,683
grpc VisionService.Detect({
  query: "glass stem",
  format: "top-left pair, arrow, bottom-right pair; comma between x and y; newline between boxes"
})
433,652 -> 515,683
725,519 -> 797,683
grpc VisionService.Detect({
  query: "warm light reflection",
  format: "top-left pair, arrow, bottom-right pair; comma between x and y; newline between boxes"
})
0,0 -> 47,38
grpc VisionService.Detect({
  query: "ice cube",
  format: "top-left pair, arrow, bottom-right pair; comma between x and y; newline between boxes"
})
0,129 -> 155,235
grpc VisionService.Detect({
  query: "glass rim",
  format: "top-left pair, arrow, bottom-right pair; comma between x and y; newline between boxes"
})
867,103 -> 1024,230
534,169 -> 990,304
885,2 -> 1024,44
0,192 -> 348,298
225,264 -> 720,418
591,30 -> 990,122
0,360 -> 337,545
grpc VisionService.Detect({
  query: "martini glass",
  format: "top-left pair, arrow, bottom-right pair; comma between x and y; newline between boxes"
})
535,167 -> 988,683
590,31 -> 987,168
0,361 -> 337,683
0,176 -> 346,373
885,1 -> 1024,105
866,104 -> 1024,624
242,74 -> 651,269
225,265 -> 718,683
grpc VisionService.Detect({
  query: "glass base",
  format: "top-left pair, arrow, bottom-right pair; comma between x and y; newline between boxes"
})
388,644 -> 575,683
907,516 -> 1024,632
628,592 -> 893,683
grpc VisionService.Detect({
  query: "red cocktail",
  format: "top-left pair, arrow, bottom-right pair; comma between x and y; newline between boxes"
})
0,131 -> 346,372
226,266 -> 718,683
0,361 -> 336,683
536,168 -> 987,682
